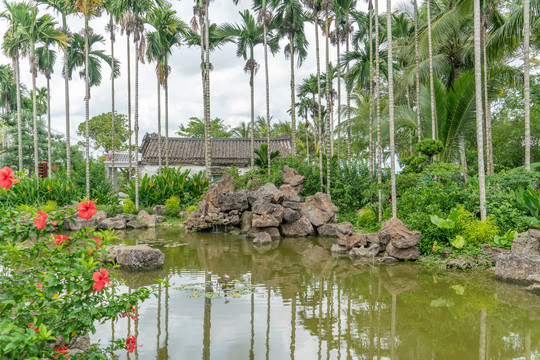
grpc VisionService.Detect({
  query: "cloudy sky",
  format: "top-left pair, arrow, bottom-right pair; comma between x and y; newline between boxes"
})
0,0 -> 383,151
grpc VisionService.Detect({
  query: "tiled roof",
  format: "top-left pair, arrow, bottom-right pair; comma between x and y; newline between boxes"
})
139,133 -> 293,166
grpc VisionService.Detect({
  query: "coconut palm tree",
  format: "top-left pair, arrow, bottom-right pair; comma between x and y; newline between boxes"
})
40,0 -> 76,178
524,0 -> 530,171
36,42 -> 56,178
272,0 -> 308,158
387,0 -> 396,218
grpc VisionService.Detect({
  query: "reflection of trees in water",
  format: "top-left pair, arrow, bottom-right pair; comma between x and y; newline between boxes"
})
119,229 -> 540,359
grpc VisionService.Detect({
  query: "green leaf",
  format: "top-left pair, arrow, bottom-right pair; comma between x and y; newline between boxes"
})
0,320 -> 13,335
451,235 -> 465,249
430,215 -> 455,229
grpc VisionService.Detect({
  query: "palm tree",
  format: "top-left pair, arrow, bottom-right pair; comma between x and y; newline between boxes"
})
272,0 -> 308,158
322,0 -> 333,194
374,0 -> 382,221
473,0 -> 486,220
524,0 -> 531,171
426,0 -> 436,140
414,0 -> 421,144
231,121 -> 250,138
219,9 -> 266,169
0,65 -> 16,114
105,1 -> 117,187
40,0 -> 76,178
36,42 -> 56,178
386,0 -> 396,218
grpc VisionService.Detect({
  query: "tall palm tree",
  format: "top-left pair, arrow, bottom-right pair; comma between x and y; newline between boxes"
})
36,42 -> 56,178
374,0 -> 382,221
426,0 -> 436,139
387,0 -> 396,218
40,0 -> 76,178
0,65 -> 16,114
272,0 -> 308,159
119,7 -> 134,177
105,1 -> 117,187
322,0 -> 333,194
219,9 -> 267,168
524,0 -> 531,171
473,0 -> 486,220
414,0 -> 421,144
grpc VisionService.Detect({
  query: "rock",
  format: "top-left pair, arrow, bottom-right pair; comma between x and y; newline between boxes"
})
495,253 -> 540,284
331,244 -> 349,254
203,185 -> 219,208
339,233 -> 367,248
137,211 -> 156,228
108,245 -> 165,270
98,216 -> 126,230
252,199 -> 276,215
240,211 -> 253,233
376,256 -> 399,264
478,244 -> 509,266
511,230 -> 540,255
179,211 -> 187,218
126,220 -> 147,229
280,216 -> 315,237
283,207 -> 301,223
527,284 -> 540,293
152,205 -> 166,215
447,254 -> 476,269
300,192 -> 338,227
253,232 -> 272,245
254,183 -> 283,204
246,227 -> 281,239
282,165 -> 306,187
121,213 -> 136,222
317,222 -> 353,238
350,243 -> 380,257
527,274 -> 540,284
252,213 -> 280,228
218,190 -> 249,212
378,217 -> 421,248
282,200 -> 301,210
217,172 -> 235,194
155,215 -> 166,223
279,184 -> 302,196
386,242 -> 420,261
137,210 -> 150,217
64,210 -> 107,231
68,335 -> 90,352
273,205 -> 284,223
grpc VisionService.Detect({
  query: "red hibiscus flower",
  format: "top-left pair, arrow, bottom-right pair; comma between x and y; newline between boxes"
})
36,283 -> 42,288
28,323 -> 39,331
125,335 -> 139,353
93,237 -> 101,246
34,211 -> 48,230
92,268 -> 110,291
0,166 -> 16,189
53,234 -> 70,245
78,200 -> 97,220
53,344 -> 68,358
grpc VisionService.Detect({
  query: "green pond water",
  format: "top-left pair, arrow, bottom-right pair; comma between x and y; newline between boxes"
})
92,228 -> 540,360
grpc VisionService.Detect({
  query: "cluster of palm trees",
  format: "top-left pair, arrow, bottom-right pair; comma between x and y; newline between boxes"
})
0,0 -> 535,218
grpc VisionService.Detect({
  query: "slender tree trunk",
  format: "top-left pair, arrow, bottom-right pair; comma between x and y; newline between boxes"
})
263,12 -> 271,176
165,74 -> 169,168
32,44 -> 39,177
204,5 -> 212,181
524,0 -> 531,171
482,18 -> 493,174
474,0 -> 487,220
135,34 -> 140,210
387,0 -> 397,218
290,35 -> 297,157
14,55 -> 22,172
157,73 -> 162,175
368,7 -> 374,178
200,11 -> 208,176
47,78 -> 51,178
459,134 -> 469,182
110,14 -> 116,189
325,8 -> 331,194
62,14 -> 71,178
305,110 -> 310,162
127,34 -> 133,178
427,0 -> 436,139
250,52 -> 255,168
336,24 -> 341,161
84,17 -> 90,199
375,2 -> 382,222
346,15 -> 351,163
315,8 -> 323,191
414,0 -> 421,143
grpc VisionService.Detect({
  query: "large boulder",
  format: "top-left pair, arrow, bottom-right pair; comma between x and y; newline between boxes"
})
218,190 -> 249,212
350,243 -> 380,257
108,245 -> 165,270
283,207 -> 301,223
279,184 -> 303,197
246,226 -> 281,239
98,216 -> 127,230
253,232 -> 272,245
217,172 -> 235,194
280,216 -> 315,237
254,183 -> 283,204
137,210 -> 156,228
252,199 -> 276,215
511,230 -> 540,255
386,242 -> 420,261
152,205 -> 166,215
282,165 -> 306,187
300,192 -> 338,227
126,220 -> 147,229
495,253 -> 540,284
202,185 -> 219,208
378,218 -> 421,248
240,211 -> 253,233
252,212 -> 280,228
64,210 -> 107,231
317,222 -> 353,238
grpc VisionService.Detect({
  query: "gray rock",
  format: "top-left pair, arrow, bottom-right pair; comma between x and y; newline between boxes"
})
240,211 -> 253,233
331,244 -> 349,254
126,220 -> 147,229
137,210 -> 150,217
246,226 -> 281,239
478,244 -> 509,266
317,222 -> 353,237
137,211 -> 156,228
300,192 -> 338,227
279,184 -> 302,196
273,205 -> 285,223
447,254 -> 476,269
283,207 -> 301,223
252,199 -> 276,215
527,274 -> 540,283
68,335 -> 90,352
254,183 -> 283,204
152,205 -> 167,215
121,213 -> 136,222
218,190 -> 249,212
98,216 -> 126,230
495,253 -> 540,284
280,216 -> 315,237
217,172 -> 235,194
253,232 -> 272,245
282,200 -> 301,210
386,242 -> 420,261
349,243 -> 380,257
511,230 -> 540,255
282,193 -> 302,203
281,165 -> 306,187
108,245 -> 165,270
155,215 -> 166,223
203,185 -> 219,208
527,284 -> 540,293
64,210 -> 107,231
378,217 -> 421,248
376,256 -> 399,264
252,213 -> 280,228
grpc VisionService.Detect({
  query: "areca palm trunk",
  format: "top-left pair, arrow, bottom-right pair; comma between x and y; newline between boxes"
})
157,73 -> 162,174
305,109 -> 310,162
250,49 -> 255,168
336,22 -> 341,160
135,34 -> 140,209
31,43 -> 39,176
368,7 -> 374,177
314,8 -> 323,191
110,14 -> 116,188
127,34 -> 133,178
14,55 -> 22,171
47,77 -> 51,178
524,0 -> 531,171
204,4 -> 212,181
290,35 -> 297,157
387,0 -> 396,218
414,0 -> 421,143
325,7 -> 331,194
84,16 -> 90,198
427,0 -> 436,139
62,14 -> 71,178
459,134 -> 469,182
375,0 -> 382,222
165,73 -> 170,167
474,0 -> 487,220
346,15 -> 351,163
263,7 -> 271,176
481,16 -> 493,174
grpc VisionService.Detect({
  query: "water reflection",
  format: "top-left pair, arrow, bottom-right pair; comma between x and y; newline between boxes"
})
94,229 -> 540,360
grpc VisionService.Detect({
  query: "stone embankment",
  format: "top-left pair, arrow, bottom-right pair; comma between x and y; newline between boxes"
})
496,229 -> 540,293
63,209 -> 165,231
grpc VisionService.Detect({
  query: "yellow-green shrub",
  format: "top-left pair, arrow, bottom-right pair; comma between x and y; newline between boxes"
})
123,198 -> 136,214
463,218 -> 499,246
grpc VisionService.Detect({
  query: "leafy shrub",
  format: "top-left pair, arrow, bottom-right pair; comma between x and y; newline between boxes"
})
123,198 -> 136,214
493,230 -> 518,249
42,200 -> 57,213
358,208 -> 377,227
463,218 -> 499,246
187,205 -> 198,214
416,139 -> 444,158
165,195 -> 181,212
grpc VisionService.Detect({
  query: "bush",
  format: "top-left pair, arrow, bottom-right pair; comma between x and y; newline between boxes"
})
42,200 -> 57,213
357,208 -> 377,227
463,218 -> 499,246
187,205 -> 198,214
165,195 -> 181,212
123,198 -> 136,214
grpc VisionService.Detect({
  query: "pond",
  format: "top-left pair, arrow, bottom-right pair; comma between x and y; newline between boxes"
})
92,228 -> 540,360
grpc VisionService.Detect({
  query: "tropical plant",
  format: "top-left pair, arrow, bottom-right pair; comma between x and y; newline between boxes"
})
254,143 -> 280,170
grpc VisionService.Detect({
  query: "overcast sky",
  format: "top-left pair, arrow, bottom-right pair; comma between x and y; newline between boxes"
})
0,0 -> 384,151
